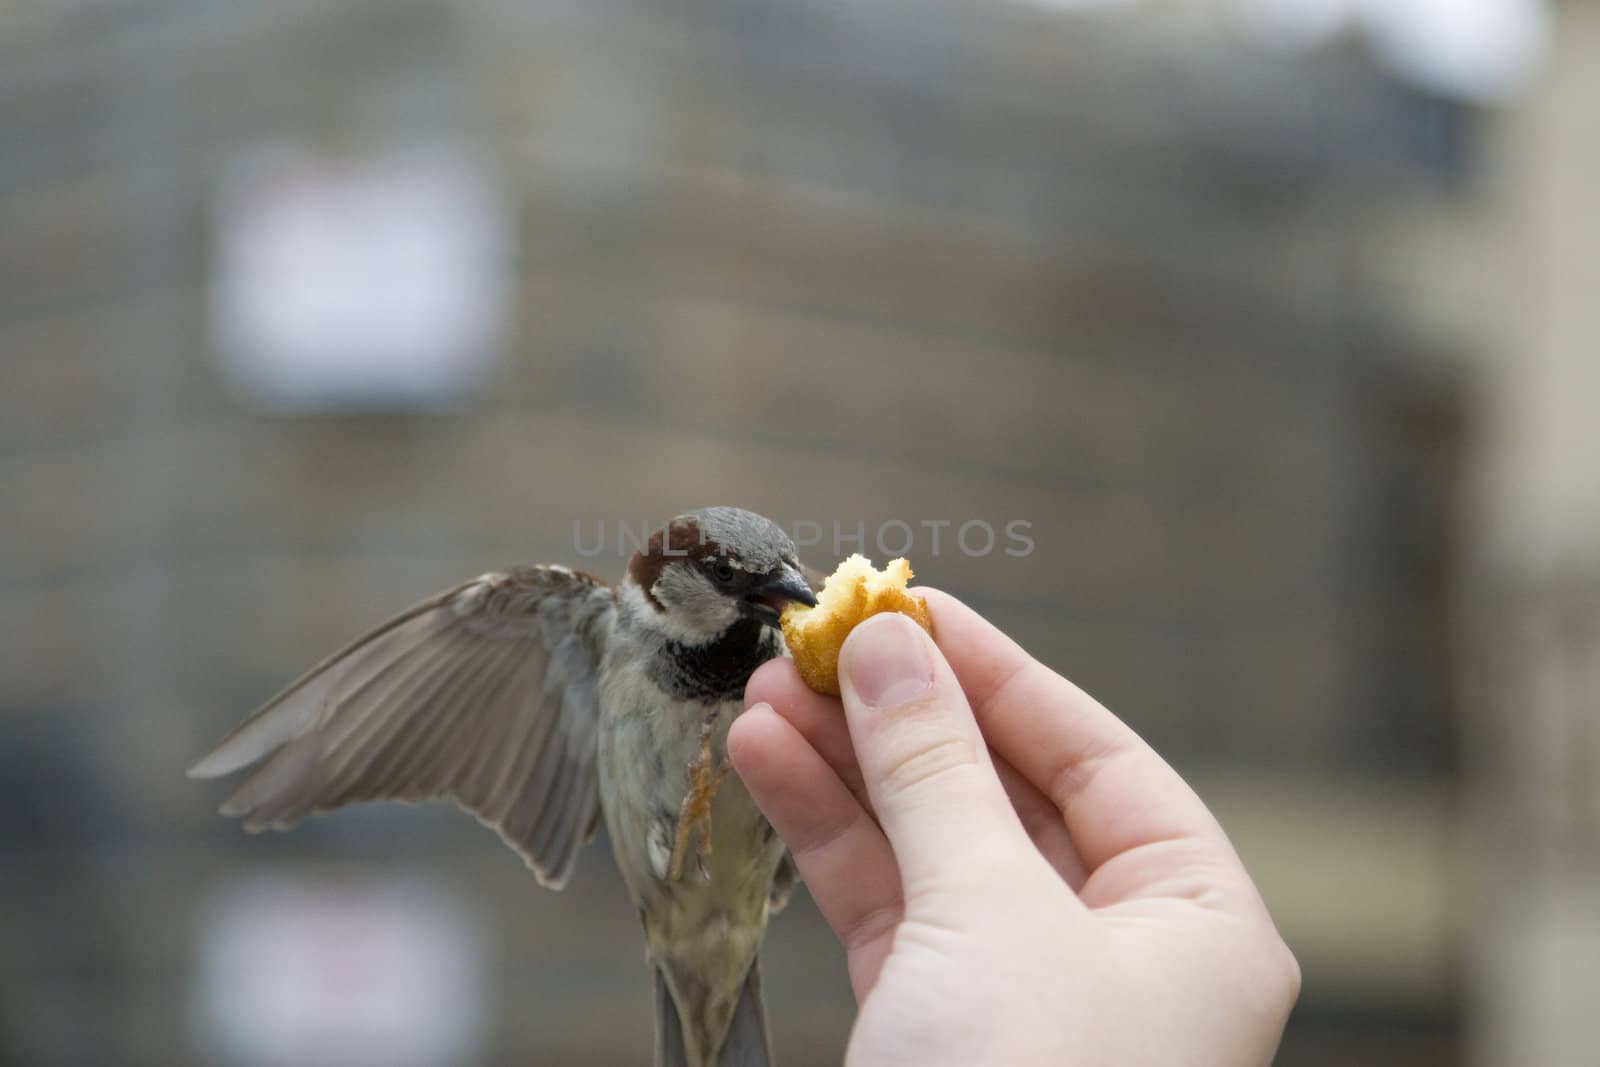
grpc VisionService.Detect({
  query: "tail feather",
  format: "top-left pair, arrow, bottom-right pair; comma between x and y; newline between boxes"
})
654,961 -> 771,1067
655,965 -> 691,1067
717,962 -> 771,1067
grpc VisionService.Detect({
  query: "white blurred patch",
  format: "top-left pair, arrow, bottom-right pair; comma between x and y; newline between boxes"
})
211,144 -> 511,413
190,873 -> 487,1067
1231,0 -> 1549,101
1359,0 -> 1548,103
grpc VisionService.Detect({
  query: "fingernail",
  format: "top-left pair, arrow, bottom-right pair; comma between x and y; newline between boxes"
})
843,613 -> 935,709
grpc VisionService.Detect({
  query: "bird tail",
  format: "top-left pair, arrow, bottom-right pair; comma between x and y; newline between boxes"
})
655,959 -> 771,1067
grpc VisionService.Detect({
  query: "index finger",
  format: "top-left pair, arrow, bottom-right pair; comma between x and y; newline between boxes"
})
918,589 -> 1241,891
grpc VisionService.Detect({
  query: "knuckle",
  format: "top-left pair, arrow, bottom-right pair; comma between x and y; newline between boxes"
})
1239,930 -> 1302,1023
787,803 -> 863,859
875,727 -> 983,798
1271,937 -> 1303,1003
838,900 -> 903,953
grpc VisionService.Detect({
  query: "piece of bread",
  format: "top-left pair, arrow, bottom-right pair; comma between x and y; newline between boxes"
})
781,554 -> 932,696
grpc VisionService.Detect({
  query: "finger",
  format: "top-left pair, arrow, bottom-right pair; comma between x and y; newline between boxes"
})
727,703 -> 901,996
836,612 -> 1036,893
992,753 -> 1090,890
747,659 -> 868,804
918,590 -> 1244,898
751,658 -> 1090,888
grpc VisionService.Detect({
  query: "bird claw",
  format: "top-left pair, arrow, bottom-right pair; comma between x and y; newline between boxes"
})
669,711 -> 730,883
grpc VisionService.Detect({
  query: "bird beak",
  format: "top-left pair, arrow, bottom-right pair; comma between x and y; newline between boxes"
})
743,563 -> 817,626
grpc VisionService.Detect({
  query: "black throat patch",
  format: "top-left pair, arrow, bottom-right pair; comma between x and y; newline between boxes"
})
655,618 -> 784,703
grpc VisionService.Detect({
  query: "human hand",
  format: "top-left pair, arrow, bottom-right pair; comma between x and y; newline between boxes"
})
729,590 -> 1299,1067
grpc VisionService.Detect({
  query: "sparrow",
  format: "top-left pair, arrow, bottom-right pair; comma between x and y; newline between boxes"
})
188,507 -> 819,1067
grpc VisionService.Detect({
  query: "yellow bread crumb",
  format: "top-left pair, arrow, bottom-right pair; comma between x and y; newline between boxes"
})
780,554 -> 932,697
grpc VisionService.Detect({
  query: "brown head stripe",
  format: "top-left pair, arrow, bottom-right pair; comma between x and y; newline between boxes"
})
626,517 -> 725,610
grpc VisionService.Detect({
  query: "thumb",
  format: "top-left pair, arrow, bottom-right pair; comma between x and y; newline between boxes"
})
838,612 -> 1030,890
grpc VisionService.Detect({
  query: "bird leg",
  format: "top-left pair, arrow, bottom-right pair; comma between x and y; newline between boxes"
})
669,710 -> 732,882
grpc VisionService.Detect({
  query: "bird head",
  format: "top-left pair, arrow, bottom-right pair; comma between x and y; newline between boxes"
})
625,507 -> 817,644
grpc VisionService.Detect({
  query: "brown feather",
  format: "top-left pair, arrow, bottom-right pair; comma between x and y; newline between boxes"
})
189,566 -> 614,889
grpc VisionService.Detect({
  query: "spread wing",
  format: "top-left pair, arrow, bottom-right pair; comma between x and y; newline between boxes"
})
188,566 -> 615,889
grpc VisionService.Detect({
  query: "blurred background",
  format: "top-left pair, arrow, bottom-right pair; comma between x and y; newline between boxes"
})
2,0 -> 1596,1064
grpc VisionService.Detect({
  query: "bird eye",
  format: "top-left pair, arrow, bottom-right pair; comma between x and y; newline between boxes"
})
711,559 -> 736,584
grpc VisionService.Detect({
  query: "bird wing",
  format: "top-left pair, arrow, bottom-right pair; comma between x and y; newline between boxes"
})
188,566 -> 615,889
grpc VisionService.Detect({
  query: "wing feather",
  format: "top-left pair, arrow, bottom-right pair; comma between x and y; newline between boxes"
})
189,566 -> 615,889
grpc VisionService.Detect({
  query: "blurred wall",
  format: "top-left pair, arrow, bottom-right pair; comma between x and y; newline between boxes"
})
0,1 -> 1512,1065
1461,3 -> 1600,1063
1325,2 -> 1600,1063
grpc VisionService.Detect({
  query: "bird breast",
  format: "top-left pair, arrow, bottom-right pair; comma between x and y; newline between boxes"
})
596,662 -> 785,956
